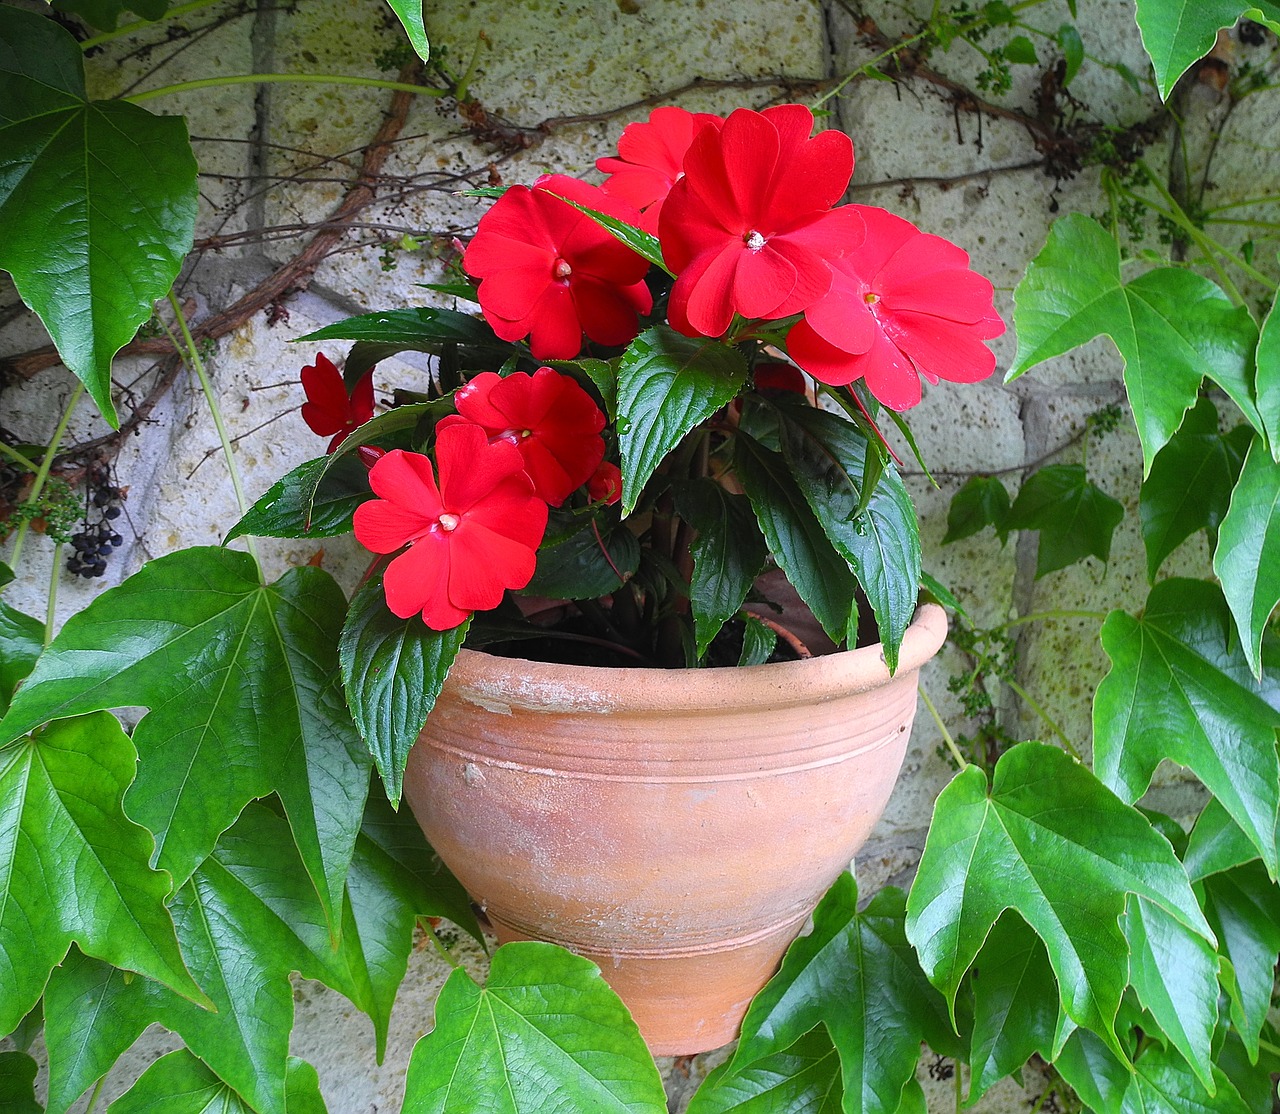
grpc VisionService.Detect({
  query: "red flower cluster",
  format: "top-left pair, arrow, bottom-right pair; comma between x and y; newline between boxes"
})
353,368 -> 609,630
300,353 -> 374,452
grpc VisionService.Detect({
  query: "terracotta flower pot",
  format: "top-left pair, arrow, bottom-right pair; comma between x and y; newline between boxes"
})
402,603 -> 947,1055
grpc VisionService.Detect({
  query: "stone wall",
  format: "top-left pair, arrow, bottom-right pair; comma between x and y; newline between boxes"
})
3,0 -> 1274,1109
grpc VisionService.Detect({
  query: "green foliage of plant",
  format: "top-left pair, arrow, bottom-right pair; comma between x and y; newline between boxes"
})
1133,0 -> 1280,98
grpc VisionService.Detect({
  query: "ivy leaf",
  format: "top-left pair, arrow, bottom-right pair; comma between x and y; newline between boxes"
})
0,600 -> 42,716
227,455 -> 372,541
401,942 -> 668,1113
1184,799 -> 1260,884
1214,435 -> 1280,678
1004,34 -> 1039,63
0,1051 -> 41,1114
1257,289 -> 1280,460
616,326 -> 747,514
0,713 -> 207,1037
339,577 -> 469,807
1093,578 -> 1280,878
734,433 -> 859,647
673,479 -> 768,658
727,874 -> 953,1114
1140,399 -> 1251,579
1008,214 -> 1260,474
107,1049 -> 326,1114
942,475 -> 1011,545
0,548 -> 371,931
1058,23 -> 1084,84
773,402 -> 920,673
905,742 -> 1212,1062
1055,1028 -> 1133,1114
0,6 -> 198,427
1133,0 -> 1280,99
49,0 -> 168,31
1005,464 -> 1125,577
686,1027 -> 843,1114
1120,1043 -> 1252,1114
382,0 -> 430,60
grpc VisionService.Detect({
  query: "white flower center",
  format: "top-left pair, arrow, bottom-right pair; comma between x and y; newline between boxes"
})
744,230 -> 766,252
437,513 -> 460,532
553,258 -> 573,280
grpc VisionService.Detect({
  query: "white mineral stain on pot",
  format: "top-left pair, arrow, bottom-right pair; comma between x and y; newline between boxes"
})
462,762 -> 485,786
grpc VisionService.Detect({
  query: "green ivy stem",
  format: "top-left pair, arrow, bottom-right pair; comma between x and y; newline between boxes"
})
5,382 -> 84,573
45,543 -> 62,648
812,28 -> 933,109
424,922 -> 463,970
83,1076 -> 106,1114
452,31 -> 490,104
123,73 -> 444,105
163,290 -> 261,572
954,1059 -> 963,1113
79,0 -> 227,50
0,441 -> 37,472
920,686 -> 969,769
1258,1038 -> 1280,1058
1204,194 -> 1280,214
1003,676 -> 1080,760
990,609 -> 1108,633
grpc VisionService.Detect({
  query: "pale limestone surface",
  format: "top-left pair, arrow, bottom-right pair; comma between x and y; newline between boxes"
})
2,0 -> 1277,1110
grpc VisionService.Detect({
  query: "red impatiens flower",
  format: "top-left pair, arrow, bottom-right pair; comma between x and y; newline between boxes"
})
596,106 -> 724,235
658,104 -> 864,339
587,461 -> 622,505
463,175 -> 653,361
439,366 -> 606,506
352,426 -> 549,630
300,353 -> 375,453
786,206 -> 1006,410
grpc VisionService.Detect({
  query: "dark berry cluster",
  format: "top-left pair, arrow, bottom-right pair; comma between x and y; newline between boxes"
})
66,465 -> 126,580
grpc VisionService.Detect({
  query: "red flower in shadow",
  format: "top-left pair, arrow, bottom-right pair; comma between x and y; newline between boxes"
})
352,427 -> 549,630
300,353 -> 375,452
587,461 -> 622,505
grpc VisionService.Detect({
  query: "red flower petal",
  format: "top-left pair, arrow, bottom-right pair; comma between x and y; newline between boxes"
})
447,520 -> 541,610
383,534 -> 463,626
883,309 -> 1000,384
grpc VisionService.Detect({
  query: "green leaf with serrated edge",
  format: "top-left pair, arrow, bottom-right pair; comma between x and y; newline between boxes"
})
686,1027 -> 842,1114
1214,436 -> 1280,678
0,549 -> 371,931
107,1049 -> 327,1114
0,600 -> 42,716
1202,862 -> 1280,1062
1140,400 -> 1251,579
967,913 -> 1059,1103
943,475 -> 1011,545
1134,0 -> 1280,99
0,713 -> 207,1037
228,455 -> 373,541
1093,578 -> 1280,878
401,942 -> 667,1114
418,280 -> 479,301
1004,34 -> 1039,63
734,433 -> 859,646
905,742 -> 1212,1064
339,577 -> 467,808
50,0 -> 168,31
728,874 -> 952,1114
616,326 -> 747,514
1123,895 -> 1220,1090
673,479 -> 767,657
1184,799 -> 1261,883
298,307 -> 495,347
383,0 -> 430,60
523,515 -> 639,600
919,571 -> 965,616
1257,290 -> 1280,461
1006,464 -> 1124,577
1007,215 -> 1260,475
1058,23 -> 1084,83
1121,1043 -> 1252,1114
0,1051 -> 41,1114
773,401 -> 920,672
536,190 -> 668,273
737,614 -> 776,667
0,6 -> 197,427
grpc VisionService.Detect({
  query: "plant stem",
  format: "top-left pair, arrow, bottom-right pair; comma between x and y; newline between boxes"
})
453,31 -> 489,103
920,686 -> 968,769
1258,1038 -> 1280,1057
84,1077 -> 106,1114
45,543 -> 62,647
991,609 -> 1108,633
424,922 -> 462,969
812,28 -> 932,109
954,1059 -> 963,1112
0,442 -> 37,472
164,291 -> 260,569
1005,676 -> 1081,760
80,0 -> 226,50
6,383 -> 84,573
124,73 -> 442,105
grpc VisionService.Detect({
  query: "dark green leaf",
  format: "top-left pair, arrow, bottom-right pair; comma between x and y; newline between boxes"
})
383,0 -> 429,60
942,475 -> 1010,545
1140,399 -> 1251,579
1055,1028 -> 1132,1114
1008,214 -> 1260,473
50,0 -> 168,31
523,515 -> 639,600
1058,24 -> 1084,83
1184,798 -> 1260,883
1217,1025 -> 1280,1114
1257,288 -> 1280,461
4,1000 -> 41,1053
0,1051 -> 41,1114
401,942 -> 667,1113
339,577 -> 468,807
1133,0 -> 1280,99
0,560 -> 12,590
0,713 -> 207,1037
1004,34 -> 1039,63
0,6 -> 198,426
536,189 -> 668,273
687,1027 -> 843,1114
418,281 -> 479,301
734,433 -> 859,647
728,874 -> 952,1114
673,480 -> 768,657
919,570 -> 965,617
298,306 -> 495,347
0,549 -> 371,930
906,742 -> 1212,1061
0,600 -> 42,716
107,1048 -> 326,1113
774,402 -> 920,672
1094,578 -> 1280,877
1120,1042 -> 1252,1113
1214,435 -> 1280,677
738,614 -> 776,667
227,455 -> 372,541
1006,464 -> 1124,576
615,326 -> 747,514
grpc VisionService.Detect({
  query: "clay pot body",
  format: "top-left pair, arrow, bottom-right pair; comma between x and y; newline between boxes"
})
402,603 -> 947,1055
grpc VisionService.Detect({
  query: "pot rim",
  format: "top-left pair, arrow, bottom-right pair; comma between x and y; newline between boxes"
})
445,602 -> 947,714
